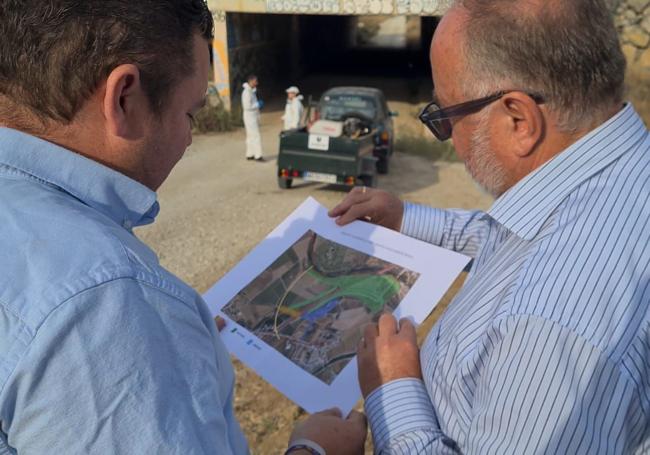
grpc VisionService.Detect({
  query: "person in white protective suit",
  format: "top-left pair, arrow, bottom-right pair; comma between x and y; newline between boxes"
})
241,75 -> 264,161
282,86 -> 304,131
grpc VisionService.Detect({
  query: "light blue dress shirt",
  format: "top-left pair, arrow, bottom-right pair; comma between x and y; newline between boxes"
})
365,104 -> 650,454
0,128 -> 249,454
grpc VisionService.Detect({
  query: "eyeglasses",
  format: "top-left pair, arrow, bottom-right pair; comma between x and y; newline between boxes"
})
419,90 -> 544,141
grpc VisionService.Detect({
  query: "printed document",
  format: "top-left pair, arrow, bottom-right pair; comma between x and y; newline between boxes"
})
203,197 -> 470,414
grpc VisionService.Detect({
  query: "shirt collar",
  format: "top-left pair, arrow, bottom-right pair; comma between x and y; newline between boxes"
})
488,103 -> 648,240
0,127 -> 159,229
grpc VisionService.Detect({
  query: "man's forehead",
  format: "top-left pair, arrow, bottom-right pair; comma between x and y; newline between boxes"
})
167,36 -> 209,109
430,7 -> 467,104
432,8 -> 467,50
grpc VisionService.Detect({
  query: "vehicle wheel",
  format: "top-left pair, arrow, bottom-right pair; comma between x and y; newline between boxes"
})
359,174 -> 377,188
278,177 -> 293,189
376,157 -> 389,174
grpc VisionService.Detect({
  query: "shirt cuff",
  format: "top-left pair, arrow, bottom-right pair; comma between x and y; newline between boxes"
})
401,202 -> 446,244
364,378 -> 440,452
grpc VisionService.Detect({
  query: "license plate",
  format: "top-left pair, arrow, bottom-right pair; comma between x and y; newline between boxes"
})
308,134 -> 330,151
303,172 -> 337,184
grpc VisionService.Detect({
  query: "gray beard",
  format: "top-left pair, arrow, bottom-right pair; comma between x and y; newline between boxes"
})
464,112 -> 508,198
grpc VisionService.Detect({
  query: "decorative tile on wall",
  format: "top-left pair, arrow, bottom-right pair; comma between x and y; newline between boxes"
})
266,0 -> 447,14
268,0 -> 341,13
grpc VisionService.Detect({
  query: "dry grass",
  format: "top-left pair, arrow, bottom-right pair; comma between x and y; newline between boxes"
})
191,93 -> 243,133
394,103 -> 460,162
395,132 -> 459,161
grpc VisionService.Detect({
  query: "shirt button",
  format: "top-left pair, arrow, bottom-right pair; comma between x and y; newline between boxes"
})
123,220 -> 132,229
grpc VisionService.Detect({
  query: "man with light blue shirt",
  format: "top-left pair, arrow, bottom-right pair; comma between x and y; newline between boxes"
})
331,0 -> 650,453
0,1 -> 367,454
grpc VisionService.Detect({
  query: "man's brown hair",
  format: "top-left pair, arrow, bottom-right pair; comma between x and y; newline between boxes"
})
0,0 -> 214,128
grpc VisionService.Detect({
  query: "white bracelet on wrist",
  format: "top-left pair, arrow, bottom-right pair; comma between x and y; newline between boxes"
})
284,438 -> 326,455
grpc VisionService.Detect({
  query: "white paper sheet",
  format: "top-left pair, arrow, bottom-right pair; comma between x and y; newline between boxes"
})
203,197 -> 470,415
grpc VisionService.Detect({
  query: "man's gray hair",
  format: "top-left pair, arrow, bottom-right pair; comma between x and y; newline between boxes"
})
456,0 -> 626,131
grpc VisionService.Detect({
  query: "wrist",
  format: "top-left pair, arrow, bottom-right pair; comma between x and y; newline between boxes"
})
285,438 -> 326,455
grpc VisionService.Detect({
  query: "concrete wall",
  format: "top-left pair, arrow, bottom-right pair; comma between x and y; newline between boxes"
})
225,13 -> 294,109
209,0 -> 450,15
211,3 -> 650,113
213,12 -> 231,107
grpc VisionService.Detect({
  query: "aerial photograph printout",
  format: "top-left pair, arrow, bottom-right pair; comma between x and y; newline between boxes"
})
221,229 -> 420,385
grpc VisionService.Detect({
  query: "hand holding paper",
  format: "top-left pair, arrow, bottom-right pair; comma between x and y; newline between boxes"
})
357,313 -> 422,398
203,197 -> 469,414
329,186 -> 404,230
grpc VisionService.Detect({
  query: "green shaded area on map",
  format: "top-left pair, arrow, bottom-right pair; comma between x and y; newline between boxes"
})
222,230 -> 420,384
288,271 -> 400,314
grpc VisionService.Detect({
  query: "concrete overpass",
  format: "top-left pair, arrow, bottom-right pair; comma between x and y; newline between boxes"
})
210,0 -> 450,15
209,0 -> 450,108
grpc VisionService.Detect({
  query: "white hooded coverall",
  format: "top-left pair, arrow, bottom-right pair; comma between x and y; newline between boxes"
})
282,95 -> 304,130
241,82 -> 263,159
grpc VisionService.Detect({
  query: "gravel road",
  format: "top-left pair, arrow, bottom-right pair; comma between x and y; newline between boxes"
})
136,108 -> 492,454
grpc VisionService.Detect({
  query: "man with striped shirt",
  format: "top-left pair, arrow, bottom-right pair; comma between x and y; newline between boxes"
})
330,0 -> 650,453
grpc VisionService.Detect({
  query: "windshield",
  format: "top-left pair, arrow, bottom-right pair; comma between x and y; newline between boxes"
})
319,94 -> 377,121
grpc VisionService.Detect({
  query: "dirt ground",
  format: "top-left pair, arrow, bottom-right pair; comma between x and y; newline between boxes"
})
136,106 -> 493,454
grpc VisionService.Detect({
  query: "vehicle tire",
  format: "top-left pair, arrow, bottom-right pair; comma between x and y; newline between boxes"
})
376,157 -> 389,174
278,177 -> 293,189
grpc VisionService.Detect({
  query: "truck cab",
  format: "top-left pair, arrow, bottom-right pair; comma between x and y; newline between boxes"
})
277,87 -> 396,189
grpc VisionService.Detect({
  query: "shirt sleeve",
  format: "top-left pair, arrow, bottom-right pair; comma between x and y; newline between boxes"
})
365,379 -> 460,454
294,101 -> 303,125
400,202 -> 492,258
3,278 -> 248,455
366,316 -> 643,454
242,90 -> 257,111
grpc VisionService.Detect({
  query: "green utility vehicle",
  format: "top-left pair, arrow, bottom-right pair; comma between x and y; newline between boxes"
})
277,87 -> 397,189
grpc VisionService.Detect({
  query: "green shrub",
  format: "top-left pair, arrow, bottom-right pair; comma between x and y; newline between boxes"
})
394,133 -> 459,162
228,103 -> 244,128
191,93 -> 242,133
394,104 -> 460,162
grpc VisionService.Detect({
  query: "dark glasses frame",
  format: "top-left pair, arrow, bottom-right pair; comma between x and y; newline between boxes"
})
419,90 -> 544,141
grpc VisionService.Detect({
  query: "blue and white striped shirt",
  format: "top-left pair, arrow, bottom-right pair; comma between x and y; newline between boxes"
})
365,104 -> 650,454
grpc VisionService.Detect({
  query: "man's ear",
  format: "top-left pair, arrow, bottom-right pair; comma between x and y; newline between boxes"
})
497,92 -> 544,158
103,64 -> 148,139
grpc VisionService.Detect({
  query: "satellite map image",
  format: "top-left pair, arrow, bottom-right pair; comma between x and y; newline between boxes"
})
222,230 -> 420,384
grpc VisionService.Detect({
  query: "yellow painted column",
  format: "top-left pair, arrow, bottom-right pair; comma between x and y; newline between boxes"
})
212,11 -> 231,110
